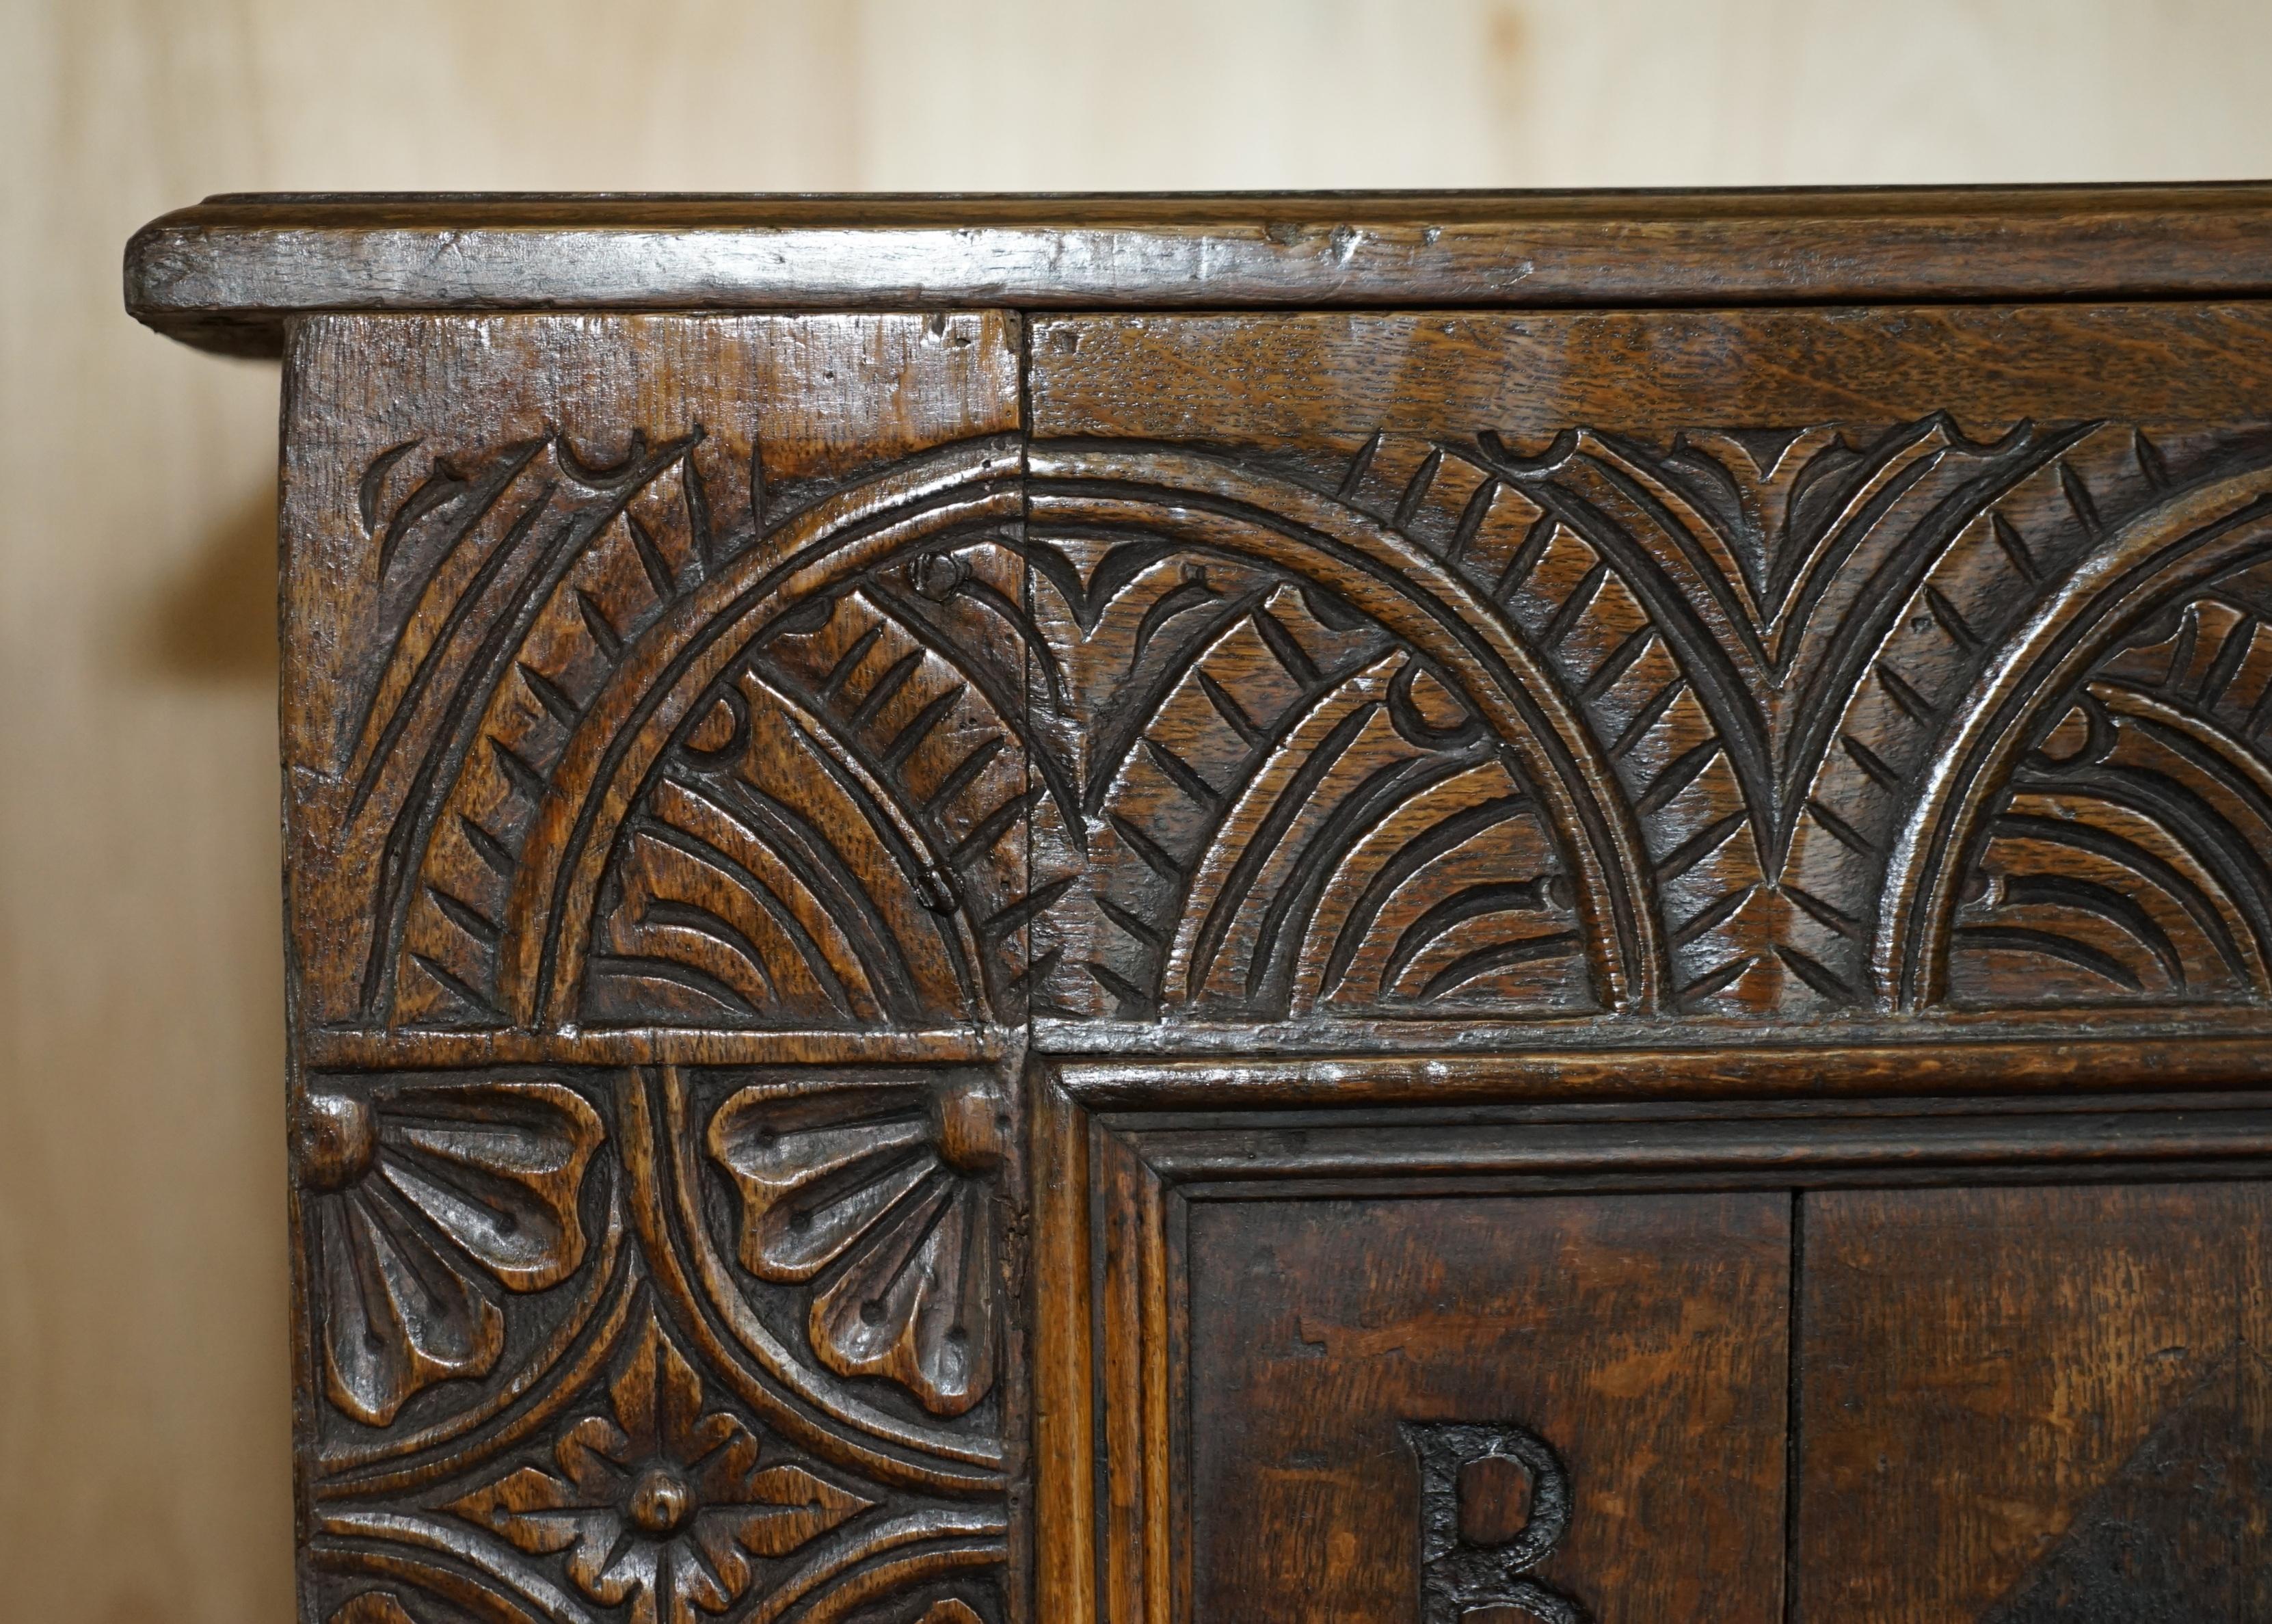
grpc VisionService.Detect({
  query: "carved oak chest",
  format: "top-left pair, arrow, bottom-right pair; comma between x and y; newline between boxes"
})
128,186 -> 2272,1623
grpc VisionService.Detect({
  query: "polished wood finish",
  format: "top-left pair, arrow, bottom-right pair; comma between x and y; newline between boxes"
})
127,183 -> 2272,356
1024,302 -> 2272,1034
128,185 -> 2272,1623
280,311 -> 1024,1624
1797,1184 -> 2272,1621
279,311 -> 1023,1042
1185,1194 -> 1788,1621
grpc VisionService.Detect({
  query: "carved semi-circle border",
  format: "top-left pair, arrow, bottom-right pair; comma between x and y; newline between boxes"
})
626,667 -> 998,1023
1882,469 -> 2272,1009
498,440 -> 1026,1026
1026,444 -> 1663,1015
497,436 -> 1662,1026
385,435 -> 2272,1037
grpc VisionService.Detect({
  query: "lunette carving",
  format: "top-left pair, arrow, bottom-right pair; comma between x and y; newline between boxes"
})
1019,470 -> 1596,1022
319,428 -> 1039,1039
323,412 -> 2272,1038
1021,418 -> 2272,1020
1953,576 -> 2272,1007
347,427 -> 719,1030
1317,418 -> 2272,1015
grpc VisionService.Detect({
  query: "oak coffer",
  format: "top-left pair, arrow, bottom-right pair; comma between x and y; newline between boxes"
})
126,187 -> 2272,1623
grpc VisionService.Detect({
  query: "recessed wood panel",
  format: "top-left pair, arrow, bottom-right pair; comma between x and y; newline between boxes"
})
1184,1192 -> 1791,1622
1796,1182 -> 2272,1623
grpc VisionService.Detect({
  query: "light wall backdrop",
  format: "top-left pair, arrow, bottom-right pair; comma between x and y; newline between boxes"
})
9,2 -> 2272,1619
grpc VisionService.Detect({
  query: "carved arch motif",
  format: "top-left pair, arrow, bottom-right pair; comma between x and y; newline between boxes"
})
1311,416 -> 2272,1016
339,418 -> 2272,1032
344,431 -> 1666,1033
513,444 -> 1045,1034
304,382 -> 2272,1624
1019,445 -> 1656,1020
1886,470 -> 2272,1007
340,434 -> 1038,1035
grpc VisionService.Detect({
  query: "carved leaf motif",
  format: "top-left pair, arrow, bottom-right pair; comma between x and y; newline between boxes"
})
447,1314 -> 871,1624
708,1076 -> 1002,1416
316,1190 -> 500,1426
1430,420 -> 2092,1012
299,1078 -> 604,1426
340,426 -> 1043,1035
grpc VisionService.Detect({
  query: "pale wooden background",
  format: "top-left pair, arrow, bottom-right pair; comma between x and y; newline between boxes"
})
8,1 -> 2272,1618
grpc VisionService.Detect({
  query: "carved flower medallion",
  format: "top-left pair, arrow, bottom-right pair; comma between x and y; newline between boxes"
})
449,1313 -> 870,1624
295,1076 -> 605,1426
706,1072 -> 1007,1416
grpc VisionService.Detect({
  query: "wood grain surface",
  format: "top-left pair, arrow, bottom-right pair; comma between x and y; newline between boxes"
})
1184,1193 -> 1790,1622
128,185 -> 2272,356
204,285 -> 2272,1621
118,269 -> 2272,1624
1024,304 -> 2272,1033
1796,1183 -> 2272,1623
1038,1073 -> 2272,1621
276,314 -> 1030,1622
278,312 -> 1022,1038
1030,305 -> 2272,440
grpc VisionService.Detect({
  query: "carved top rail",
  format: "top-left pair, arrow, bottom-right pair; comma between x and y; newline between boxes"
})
126,183 -> 2272,355
126,187 -> 2272,1089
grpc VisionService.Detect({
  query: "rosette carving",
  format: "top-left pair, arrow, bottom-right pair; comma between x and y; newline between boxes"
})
449,1313 -> 870,1624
